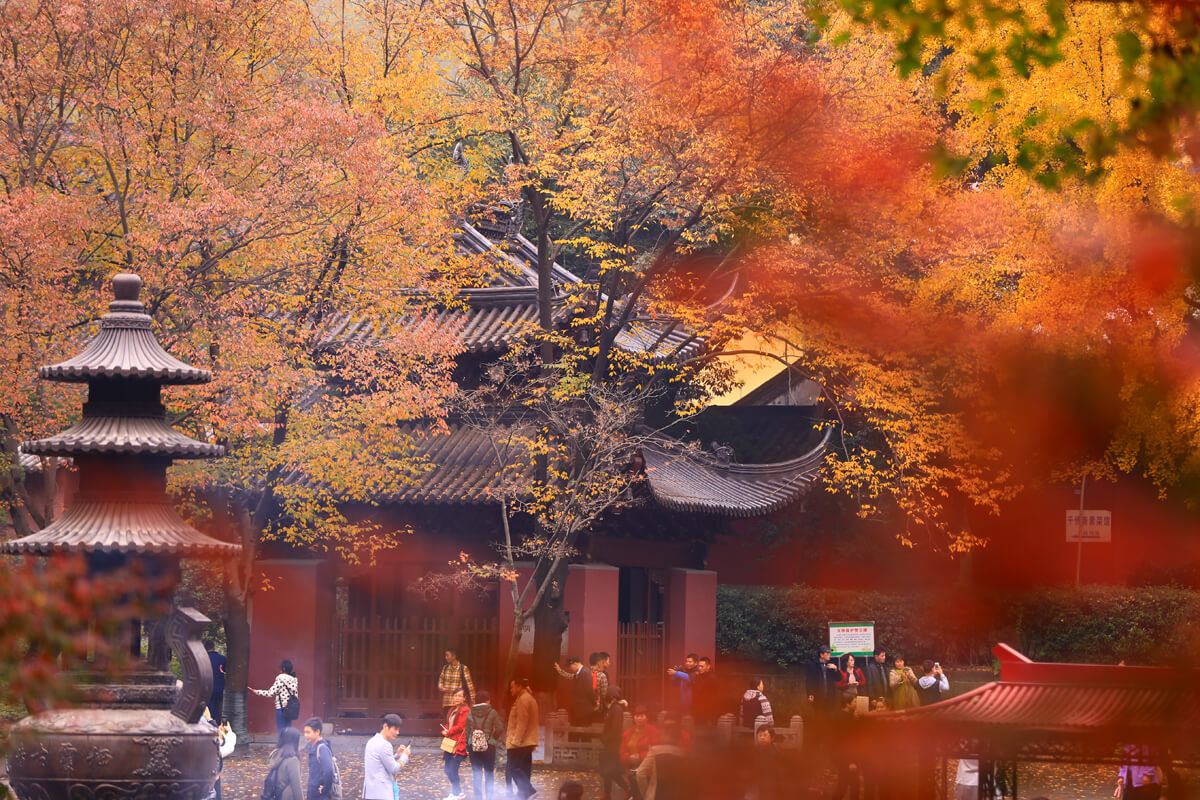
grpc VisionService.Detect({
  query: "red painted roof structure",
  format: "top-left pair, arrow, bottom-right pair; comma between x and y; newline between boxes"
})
858,644 -> 1200,765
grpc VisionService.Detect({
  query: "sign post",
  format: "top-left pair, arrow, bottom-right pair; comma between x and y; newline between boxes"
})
1067,473 -> 1109,586
829,621 -> 875,658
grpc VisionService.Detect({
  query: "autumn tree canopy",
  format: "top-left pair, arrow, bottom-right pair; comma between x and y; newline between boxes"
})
6,0 -> 1200,734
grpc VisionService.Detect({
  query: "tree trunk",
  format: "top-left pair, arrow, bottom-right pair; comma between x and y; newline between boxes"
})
503,608 -> 526,693
222,493 -> 258,748
224,588 -> 252,746
530,559 -> 569,694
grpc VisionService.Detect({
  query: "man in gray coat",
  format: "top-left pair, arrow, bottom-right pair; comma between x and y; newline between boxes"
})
363,714 -> 411,800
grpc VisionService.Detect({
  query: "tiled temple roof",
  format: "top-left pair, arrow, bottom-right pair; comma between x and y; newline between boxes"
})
283,421 -> 828,517
0,273 -> 236,560
23,416 -> 223,459
641,425 -> 832,517
310,221 -> 706,360
1,500 -> 239,556
313,287 -> 551,356
41,275 -> 212,384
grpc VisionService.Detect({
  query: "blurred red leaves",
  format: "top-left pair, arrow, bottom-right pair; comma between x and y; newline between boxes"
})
0,555 -> 165,723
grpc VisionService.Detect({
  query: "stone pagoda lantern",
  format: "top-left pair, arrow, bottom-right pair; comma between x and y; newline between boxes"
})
1,273 -> 240,800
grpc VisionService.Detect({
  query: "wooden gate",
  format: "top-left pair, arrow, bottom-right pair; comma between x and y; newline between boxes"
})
335,614 -> 498,731
617,621 -> 665,708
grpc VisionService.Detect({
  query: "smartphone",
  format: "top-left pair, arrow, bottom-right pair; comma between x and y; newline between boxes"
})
934,662 -> 940,669
407,739 -> 414,747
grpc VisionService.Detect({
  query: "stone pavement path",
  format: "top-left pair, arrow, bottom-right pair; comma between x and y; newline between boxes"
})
218,745 -> 1194,800
221,746 -> 601,800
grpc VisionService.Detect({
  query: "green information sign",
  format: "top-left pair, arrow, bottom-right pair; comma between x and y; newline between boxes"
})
829,621 -> 875,657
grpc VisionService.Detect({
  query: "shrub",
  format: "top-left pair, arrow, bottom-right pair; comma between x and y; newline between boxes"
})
717,584 -> 1199,668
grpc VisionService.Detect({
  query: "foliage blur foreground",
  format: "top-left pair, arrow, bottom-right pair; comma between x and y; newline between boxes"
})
0,555 -> 152,791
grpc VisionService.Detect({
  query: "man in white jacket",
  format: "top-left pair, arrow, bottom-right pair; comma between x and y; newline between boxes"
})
363,714 -> 411,800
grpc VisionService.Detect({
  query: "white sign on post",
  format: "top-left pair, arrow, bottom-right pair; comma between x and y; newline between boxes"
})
1066,510 -> 1111,542
829,621 -> 875,657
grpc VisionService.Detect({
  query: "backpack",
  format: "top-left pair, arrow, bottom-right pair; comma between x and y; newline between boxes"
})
261,762 -> 282,800
282,685 -> 300,721
319,740 -> 343,800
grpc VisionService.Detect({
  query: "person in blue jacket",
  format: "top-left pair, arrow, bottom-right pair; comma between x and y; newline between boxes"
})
302,717 -> 336,800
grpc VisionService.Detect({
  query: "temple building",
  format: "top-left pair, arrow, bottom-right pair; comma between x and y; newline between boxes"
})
242,216 -> 831,734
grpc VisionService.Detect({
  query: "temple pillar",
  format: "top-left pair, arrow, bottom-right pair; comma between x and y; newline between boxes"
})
665,567 -> 717,666
562,563 -> 619,671
249,559 -> 327,734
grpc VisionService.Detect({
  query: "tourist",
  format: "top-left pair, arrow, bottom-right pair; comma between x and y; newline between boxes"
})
665,653 -> 698,713
634,718 -> 690,800
743,722 -> 781,800
205,639 -> 226,722
954,759 -> 1008,800
1116,745 -> 1163,800
302,717 -> 335,800
620,705 -> 659,769
741,678 -> 774,730
691,657 -> 719,726
837,654 -> 865,699
251,659 -> 300,734
439,649 -> 477,717
265,726 -> 304,800
659,712 -> 692,754
505,678 -> 539,800
465,689 -> 505,800
203,712 -> 235,800
362,714 -> 411,800
888,656 -> 920,710
216,718 -> 236,800
805,645 -> 840,715
862,648 -> 890,702
916,661 -> 948,706
829,695 -> 861,800
599,685 -> 630,800
554,655 -> 597,725
593,652 -> 613,717
443,687 -> 471,800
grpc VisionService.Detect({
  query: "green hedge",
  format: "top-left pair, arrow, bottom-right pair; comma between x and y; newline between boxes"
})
717,584 -> 1200,668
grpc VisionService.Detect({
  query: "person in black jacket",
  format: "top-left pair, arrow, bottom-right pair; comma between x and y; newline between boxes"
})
862,648 -> 890,704
598,685 -> 629,800
805,645 -> 840,716
554,656 -> 597,725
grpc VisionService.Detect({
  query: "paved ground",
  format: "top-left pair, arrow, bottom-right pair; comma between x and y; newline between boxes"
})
218,743 -> 1195,800
221,745 -> 603,800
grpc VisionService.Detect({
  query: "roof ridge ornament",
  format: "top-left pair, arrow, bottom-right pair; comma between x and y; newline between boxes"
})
39,273 -> 212,384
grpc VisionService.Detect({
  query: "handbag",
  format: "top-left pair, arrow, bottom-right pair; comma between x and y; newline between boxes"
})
440,737 -> 458,754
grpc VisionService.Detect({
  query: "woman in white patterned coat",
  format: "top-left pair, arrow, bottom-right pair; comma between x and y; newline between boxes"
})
251,659 -> 300,734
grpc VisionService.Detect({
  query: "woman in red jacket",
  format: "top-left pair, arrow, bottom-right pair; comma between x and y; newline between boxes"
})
442,687 -> 470,800
837,654 -> 866,699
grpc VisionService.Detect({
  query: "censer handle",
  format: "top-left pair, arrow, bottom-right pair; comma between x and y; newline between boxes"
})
166,606 -> 214,723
